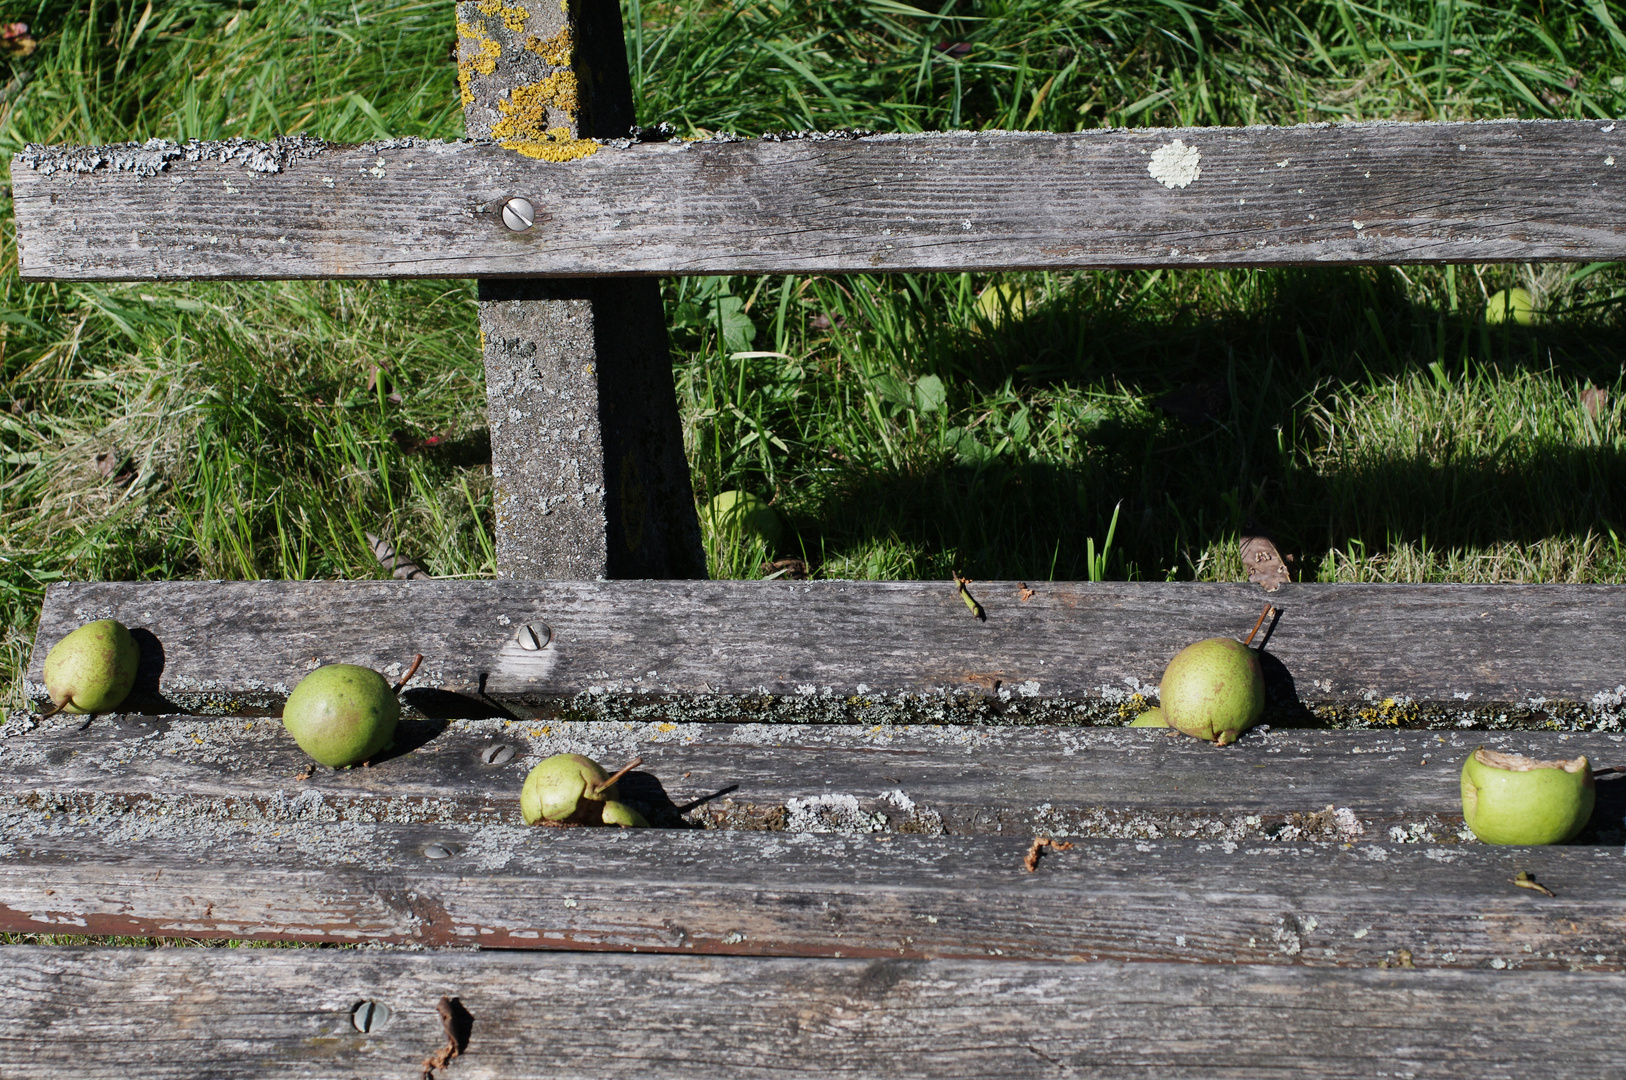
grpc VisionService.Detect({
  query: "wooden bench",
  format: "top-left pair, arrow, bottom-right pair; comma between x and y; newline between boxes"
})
6,1 -> 1626,1075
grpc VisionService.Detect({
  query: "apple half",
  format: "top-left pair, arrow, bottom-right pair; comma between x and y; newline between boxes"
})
1460,747 -> 1594,845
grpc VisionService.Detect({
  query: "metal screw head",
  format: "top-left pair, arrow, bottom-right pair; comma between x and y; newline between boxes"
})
352,1000 -> 391,1033
501,197 -> 535,232
515,623 -> 550,651
423,843 -> 453,861
481,743 -> 516,766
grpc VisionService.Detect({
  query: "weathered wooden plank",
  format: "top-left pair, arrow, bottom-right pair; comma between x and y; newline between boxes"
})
3,947 -> 1625,1078
458,0 -> 705,580
22,580 -> 1626,727
13,120 -> 1626,280
5,718 -> 1623,841
7,818 -> 1626,965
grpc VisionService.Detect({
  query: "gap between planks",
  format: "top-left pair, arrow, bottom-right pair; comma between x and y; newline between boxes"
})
5,721 -> 1625,840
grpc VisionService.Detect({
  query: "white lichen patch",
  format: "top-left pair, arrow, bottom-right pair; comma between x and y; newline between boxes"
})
1148,139 -> 1202,189
783,793 -> 885,834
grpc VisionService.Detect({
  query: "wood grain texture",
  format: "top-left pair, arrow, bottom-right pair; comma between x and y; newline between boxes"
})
4,946 -> 1626,1078
13,120 -> 1626,281
7,818 -> 1626,966
5,717 -> 1623,839
460,1 -> 706,580
22,580 -> 1626,727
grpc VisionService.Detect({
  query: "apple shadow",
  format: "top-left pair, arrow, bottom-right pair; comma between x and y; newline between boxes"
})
617,771 -> 738,829
370,717 -> 449,766
1577,770 -> 1626,845
1256,649 -> 1318,729
123,628 -> 186,715
401,686 -> 519,721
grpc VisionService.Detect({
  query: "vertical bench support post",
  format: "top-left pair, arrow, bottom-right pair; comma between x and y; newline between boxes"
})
457,0 -> 705,580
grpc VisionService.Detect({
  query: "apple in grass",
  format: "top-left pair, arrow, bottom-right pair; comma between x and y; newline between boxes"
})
1461,748 -> 1594,845
707,491 -> 782,548
1484,288 -> 1535,326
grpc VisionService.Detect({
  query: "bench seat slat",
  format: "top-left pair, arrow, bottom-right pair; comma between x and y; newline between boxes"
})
23,580 -> 1626,726
14,120 -> 1626,281
5,720 -> 1622,837
4,828 -> 1625,967
4,946 -> 1625,1078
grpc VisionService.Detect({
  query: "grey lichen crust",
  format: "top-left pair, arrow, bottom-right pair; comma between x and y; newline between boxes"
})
15,135 -> 333,177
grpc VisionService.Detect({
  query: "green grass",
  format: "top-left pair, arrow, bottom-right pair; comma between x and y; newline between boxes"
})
1,0 -> 1625,713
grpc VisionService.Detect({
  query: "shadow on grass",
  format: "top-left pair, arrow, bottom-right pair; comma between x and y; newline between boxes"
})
774,267 -> 1624,582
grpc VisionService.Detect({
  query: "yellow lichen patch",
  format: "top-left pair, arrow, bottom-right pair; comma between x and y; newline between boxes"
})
476,0 -> 529,33
1355,696 -> 1420,727
456,18 -> 503,104
490,73 -> 597,160
524,25 -> 572,66
1115,692 -> 1148,720
501,127 -> 600,162
501,70 -> 579,120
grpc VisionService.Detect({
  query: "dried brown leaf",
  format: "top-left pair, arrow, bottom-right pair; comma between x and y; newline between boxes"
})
366,531 -> 431,580
1018,582 -> 1035,601
759,557 -> 810,580
421,996 -> 470,1080
1239,529 -> 1292,591
1024,836 -> 1074,872
94,451 -> 135,486
1582,385 -> 1607,421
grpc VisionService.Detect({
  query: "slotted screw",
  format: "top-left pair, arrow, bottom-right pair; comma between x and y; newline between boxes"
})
352,1000 -> 391,1033
502,197 -> 535,232
424,843 -> 452,860
481,743 -> 516,766
515,623 -> 550,650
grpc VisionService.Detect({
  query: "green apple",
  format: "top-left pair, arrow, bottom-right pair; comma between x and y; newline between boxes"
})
282,664 -> 398,768
42,619 -> 140,714
707,490 -> 782,548
1485,287 -> 1535,326
974,282 -> 1039,328
1129,707 -> 1168,728
1159,637 -> 1264,746
600,799 -> 651,828
521,752 -> 647,827
1461,747 -> 1594,845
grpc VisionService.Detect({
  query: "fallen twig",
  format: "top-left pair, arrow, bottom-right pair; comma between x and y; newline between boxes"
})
1024,836 -> 1074,872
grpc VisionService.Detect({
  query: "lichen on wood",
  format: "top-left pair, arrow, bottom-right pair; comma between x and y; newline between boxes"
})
524,25 -> 571,65
490,71 -> 599,162
457,0 -> 599,162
